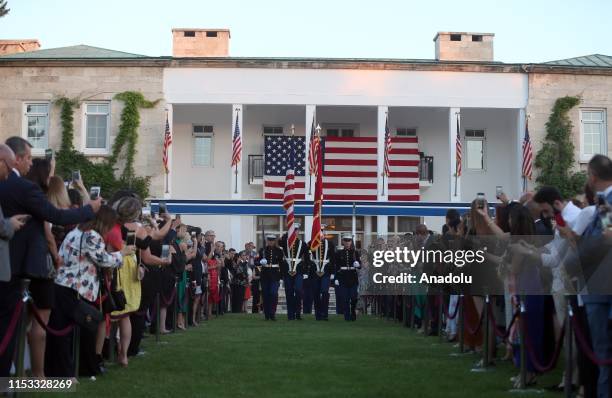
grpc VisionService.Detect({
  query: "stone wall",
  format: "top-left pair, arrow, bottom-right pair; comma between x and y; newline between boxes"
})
526,72 -> 612,190
0,65 -> 166,196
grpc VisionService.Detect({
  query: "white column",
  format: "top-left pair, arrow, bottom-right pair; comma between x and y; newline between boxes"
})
516,108 -> 527,196
230,104 -> 243,249
304,104 -> 316,242
377,106 -> 389,235
364,216 -> 373,248
449,107 -> 461,202
164,103 -> 173,199
231,104 -> 243,199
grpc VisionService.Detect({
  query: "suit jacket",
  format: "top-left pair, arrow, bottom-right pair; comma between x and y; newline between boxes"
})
0,204 -> 15,282
0,171 -> 95,279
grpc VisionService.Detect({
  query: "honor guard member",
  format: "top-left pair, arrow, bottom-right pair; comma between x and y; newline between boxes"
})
308,224 -> 336,321
334,233 -> 362,321
279,223 -> 309,320
258,234 -> 284,321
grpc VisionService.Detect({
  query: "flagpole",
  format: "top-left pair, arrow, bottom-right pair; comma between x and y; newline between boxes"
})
234,164 -> 238,194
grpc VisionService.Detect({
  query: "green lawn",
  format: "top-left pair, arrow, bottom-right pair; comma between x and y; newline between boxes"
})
42,314 -> 562,397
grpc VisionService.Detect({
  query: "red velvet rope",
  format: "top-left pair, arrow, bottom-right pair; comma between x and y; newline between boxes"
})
486,301 -> 519,340
438,295 -> 461,320
28,302 -> 75,337
463,298 -> 485,336
522,311 -> 566,373
161,287 -> 177,307
570,310 -> 612,366
0,300 -> 23,356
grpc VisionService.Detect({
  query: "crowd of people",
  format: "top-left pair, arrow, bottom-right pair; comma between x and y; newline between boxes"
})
0,133 -> 610,397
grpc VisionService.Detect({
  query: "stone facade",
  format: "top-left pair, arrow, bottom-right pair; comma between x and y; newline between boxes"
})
526,72 -> 612,190
0,65 -> 166,196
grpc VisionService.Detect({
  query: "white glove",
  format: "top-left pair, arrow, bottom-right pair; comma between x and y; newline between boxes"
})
303,274 -> 308,279
330,274 -> 335,280
334,279 -> 339,286
353,261 -> 361,268
259,259 -> 268,265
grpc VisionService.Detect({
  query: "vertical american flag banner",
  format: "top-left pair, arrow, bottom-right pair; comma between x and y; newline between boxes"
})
522,120 -> 533,180
162,114 -> 172,174
231,111 -> 242,168
264,136 -> 306,199
387,137 -> 420,201
455,115 -> 462,178
283,138 -> 297,249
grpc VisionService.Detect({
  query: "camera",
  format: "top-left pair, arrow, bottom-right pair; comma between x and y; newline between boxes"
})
72,170 -> 81,182
476,192 -> 486,209
158,201 -> 167,215
90,186 -> 101,200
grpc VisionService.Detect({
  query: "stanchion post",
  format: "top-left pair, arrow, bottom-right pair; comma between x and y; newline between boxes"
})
564,297 -> 573,398
438,294 -> 444,341
483,295 -> 490,369
518,296 -> 527,389
14,279 -> 31,378
173,277 -> 178,332
108,322 -> 116,363
459,295 -> 464,353
155,293 -> 161,343
73,326 -> 81,379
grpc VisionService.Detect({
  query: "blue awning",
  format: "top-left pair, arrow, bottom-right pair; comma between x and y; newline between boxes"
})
149,199 -> 489,217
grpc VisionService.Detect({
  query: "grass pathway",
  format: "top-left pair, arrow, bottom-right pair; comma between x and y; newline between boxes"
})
41,314 -> 562,397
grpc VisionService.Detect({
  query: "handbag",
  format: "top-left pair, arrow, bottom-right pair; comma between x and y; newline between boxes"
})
111,268 -> 127,312
73,298 -> 103,333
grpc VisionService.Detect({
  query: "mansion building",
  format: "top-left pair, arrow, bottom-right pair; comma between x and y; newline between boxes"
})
0,30 -> 610,249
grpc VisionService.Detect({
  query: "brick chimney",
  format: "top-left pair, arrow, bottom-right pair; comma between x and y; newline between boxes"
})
0,39 -> 41,56
433,32 -> 494,62
172,28 -> 230,57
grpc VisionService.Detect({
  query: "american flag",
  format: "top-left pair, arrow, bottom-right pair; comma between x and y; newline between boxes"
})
455,115 -> 462,177
283,138 -> 297,249
231,112 -> 242,168
308,116 -> 318,176
383,114 -> 392,178
162,114 -> 172,174
310,137 -> 324,251
264,136 -> 306,200
522,120 -> 533,180
264,135 -> 419,201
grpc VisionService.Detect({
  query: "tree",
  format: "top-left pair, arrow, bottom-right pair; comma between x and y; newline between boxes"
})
0,1 -> 9,18
534,95 -> 587,198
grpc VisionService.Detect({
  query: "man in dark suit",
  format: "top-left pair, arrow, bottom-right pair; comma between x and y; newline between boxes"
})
0,136 -> 101,377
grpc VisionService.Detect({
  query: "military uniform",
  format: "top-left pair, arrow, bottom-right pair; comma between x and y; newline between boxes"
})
334,235 -> 362,321
280,233 -> 309,320
308,238 -> 336,320
258,236 -> 284,321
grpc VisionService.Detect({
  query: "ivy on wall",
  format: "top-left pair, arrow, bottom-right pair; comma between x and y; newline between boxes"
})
534,95 -> 587,198
54,91 -> 157,200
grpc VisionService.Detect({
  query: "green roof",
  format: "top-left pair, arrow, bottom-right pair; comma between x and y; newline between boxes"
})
0,44 -> 148,59
544,54 -> 612,68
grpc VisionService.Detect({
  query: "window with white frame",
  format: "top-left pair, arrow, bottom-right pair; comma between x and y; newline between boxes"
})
580,109 -> 607,160
395,127 -> 417,137
263,125 -> 283,135
84,103 -> 110,153
325,125 -> 356,137
465,129 -> 486,171
193,125 -> 214,167
23,103 -> 49,151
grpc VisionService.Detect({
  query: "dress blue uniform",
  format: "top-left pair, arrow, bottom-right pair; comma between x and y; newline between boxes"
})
280,232 -> 309,320
334,235 -> 361,321
308,238 -> 336,320
258,236 -> 284,321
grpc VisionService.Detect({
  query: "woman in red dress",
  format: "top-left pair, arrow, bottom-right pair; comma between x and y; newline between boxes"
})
207,256 -> 220,318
